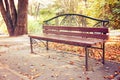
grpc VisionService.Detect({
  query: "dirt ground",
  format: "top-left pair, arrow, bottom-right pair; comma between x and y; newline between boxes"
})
0,35 -> 120,80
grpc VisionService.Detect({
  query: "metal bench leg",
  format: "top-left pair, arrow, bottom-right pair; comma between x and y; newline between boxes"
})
85,47 -> 88,71
102,42 -> 105,64
46,41 -> 49,50
30,37 -> 33,53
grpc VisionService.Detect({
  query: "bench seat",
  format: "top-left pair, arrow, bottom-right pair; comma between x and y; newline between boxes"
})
29,34 -> 105,47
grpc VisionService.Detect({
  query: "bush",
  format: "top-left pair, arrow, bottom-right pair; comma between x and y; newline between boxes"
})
28,16 -> 42,34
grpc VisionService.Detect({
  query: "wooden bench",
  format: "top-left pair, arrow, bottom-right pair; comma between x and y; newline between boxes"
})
28,25 -> 109,70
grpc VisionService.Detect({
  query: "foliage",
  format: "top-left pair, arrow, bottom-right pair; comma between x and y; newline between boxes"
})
27,0 -> 56,34
28,0 -> 56,23
0,15 -> 6,34
28,16 -> 42,34
50,0 -> 120,29
111,1 -> 120,29
93,0 -> 120,29
0,23 -> 8,34
39,8 -> 56,24
53,0 -> 84,15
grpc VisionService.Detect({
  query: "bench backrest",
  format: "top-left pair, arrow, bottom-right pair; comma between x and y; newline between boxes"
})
43,26 -> 109,40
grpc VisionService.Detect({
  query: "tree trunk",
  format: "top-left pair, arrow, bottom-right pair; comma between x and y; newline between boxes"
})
14,0 -> 28,36
0,0 -> 28,36
9,0 -> 17,29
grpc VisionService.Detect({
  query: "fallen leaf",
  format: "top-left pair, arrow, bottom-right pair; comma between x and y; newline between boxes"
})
69,61 -> 74,65
31,68 -> 37,73
104,71 -> 120,79
41,64 -> 45,66
32,73 -> 41,79
69,78 -> 74,80
86,77 -> 90,80
104,75 -> 114,79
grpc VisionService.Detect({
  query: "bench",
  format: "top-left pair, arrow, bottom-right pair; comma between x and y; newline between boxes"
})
28,25 -> 109,70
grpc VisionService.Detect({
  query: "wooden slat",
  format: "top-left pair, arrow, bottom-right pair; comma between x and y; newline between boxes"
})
43,30 -> 109,40
43,26 -> 109,33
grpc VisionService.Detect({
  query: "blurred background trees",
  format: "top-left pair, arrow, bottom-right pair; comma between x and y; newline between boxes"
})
0,0 -> 120,35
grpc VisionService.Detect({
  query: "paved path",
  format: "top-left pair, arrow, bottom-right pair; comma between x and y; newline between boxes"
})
0,35 -> 120,80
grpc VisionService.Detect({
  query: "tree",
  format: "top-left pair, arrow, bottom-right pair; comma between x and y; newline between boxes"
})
53,0 -> 82,14
0,0 -> 28,36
